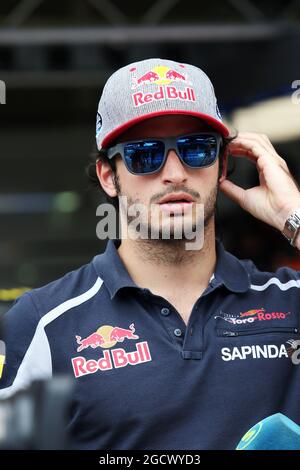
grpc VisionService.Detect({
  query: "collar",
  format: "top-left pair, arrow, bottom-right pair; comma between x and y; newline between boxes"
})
214,240 -> 250,293
93,239 -> 138,299
92,238 -> 250,300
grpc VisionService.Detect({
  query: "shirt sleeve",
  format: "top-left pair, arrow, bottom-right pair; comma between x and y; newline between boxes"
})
0,292 -> 52,399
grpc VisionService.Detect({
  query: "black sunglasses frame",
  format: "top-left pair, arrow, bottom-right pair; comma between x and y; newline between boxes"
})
105,132 -> 223,176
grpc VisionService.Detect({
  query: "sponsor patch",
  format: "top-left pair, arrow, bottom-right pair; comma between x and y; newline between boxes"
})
215,308 -> 291,325
129,64 -> 196,108
72,323 -> 152,377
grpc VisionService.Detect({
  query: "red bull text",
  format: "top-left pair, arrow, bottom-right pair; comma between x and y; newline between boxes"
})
132,86 -> 196,108
72,341 -> 152,378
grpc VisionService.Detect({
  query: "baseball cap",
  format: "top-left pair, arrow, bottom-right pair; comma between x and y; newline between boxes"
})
96,58 -> 229,150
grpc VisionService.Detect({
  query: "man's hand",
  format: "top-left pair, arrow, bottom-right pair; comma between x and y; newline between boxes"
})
219,132 -> 300,238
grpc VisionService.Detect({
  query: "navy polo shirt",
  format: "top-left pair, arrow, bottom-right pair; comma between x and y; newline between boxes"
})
1,238 -> 300,450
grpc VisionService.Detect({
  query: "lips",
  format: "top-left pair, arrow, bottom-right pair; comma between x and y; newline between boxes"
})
158,193 -> 195,215
158,193 -> 195,205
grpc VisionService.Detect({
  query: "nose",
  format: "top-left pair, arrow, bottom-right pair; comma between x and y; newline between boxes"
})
159,149 -> 188,185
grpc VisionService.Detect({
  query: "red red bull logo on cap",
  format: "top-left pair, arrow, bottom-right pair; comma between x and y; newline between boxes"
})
130,65 -> 188,89
130,64 -> 196,108
72,323 -> 152,378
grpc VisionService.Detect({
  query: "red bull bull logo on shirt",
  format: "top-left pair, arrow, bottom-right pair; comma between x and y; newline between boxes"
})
130,64 -> 196,108
75,323 -> 139,352
72,323 -> 152,378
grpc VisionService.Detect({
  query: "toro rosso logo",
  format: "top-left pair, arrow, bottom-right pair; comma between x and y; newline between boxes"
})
130,64 -> 196,107
215,308 -> 291,325
72,323 -> 152,378
240,308 -> 265,318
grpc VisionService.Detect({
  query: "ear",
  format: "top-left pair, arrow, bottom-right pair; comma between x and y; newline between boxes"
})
218,147 -> 228,183
96,160 -> 118,197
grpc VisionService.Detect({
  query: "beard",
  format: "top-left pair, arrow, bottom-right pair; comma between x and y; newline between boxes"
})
114,171 -> 219,248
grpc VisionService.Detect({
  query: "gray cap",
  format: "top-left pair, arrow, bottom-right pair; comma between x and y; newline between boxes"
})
96,58 -> 229,150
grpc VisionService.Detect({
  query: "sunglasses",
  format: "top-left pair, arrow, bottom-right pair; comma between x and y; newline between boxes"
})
106,132 -> 223,175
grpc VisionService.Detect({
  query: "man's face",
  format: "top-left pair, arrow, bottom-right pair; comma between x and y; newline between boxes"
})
104,115 -> 221,241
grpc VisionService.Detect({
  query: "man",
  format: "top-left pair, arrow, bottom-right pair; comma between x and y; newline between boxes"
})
1,58 -> 300,450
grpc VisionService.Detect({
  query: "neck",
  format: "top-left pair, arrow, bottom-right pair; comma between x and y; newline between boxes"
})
117,218 -> 217,294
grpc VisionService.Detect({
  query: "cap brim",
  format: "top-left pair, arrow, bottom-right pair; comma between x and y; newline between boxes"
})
101,110 -> 230,148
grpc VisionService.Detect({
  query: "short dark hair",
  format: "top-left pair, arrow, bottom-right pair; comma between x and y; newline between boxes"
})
86,145 -> 120,211
85,132 -> 237,211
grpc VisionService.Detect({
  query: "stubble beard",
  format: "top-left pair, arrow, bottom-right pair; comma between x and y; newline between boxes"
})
115,172 -> 219,265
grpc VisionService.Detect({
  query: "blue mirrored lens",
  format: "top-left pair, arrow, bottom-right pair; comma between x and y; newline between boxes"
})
177,134 -> 218,167
124,140 -> 165,174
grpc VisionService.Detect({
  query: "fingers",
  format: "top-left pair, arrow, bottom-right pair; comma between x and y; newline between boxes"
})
227,132 -> 281,163
218,178 -> 247,208
219,132 -> 300,226
228,143 -> 290,175
231,132 -> 276,155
